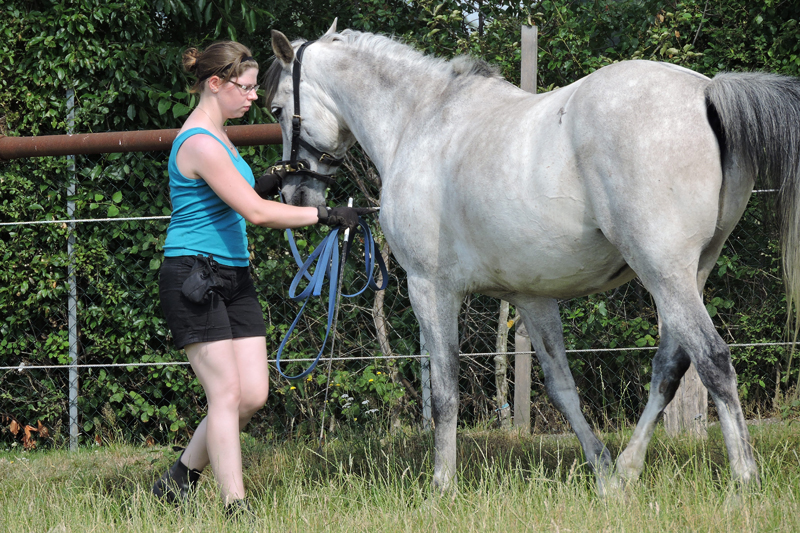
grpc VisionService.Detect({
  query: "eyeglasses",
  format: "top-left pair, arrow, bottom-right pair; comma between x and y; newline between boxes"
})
229,81 -> 260,94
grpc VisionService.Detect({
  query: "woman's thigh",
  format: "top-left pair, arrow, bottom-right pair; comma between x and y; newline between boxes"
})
232,337 -> 269,405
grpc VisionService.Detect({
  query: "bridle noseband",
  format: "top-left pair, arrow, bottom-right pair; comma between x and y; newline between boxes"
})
268,40 -> 344,187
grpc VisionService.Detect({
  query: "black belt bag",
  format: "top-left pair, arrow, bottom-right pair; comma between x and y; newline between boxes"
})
181,255 -> 222,304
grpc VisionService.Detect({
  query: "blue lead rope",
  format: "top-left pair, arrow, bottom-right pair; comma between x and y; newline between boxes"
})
275,218 -> 388,380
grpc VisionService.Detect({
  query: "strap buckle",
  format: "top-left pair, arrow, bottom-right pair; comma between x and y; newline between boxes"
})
268,160 -> 309,175
318,153 -> 339,165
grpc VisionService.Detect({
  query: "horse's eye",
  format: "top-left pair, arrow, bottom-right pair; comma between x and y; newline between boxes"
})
271,107 -> 282,119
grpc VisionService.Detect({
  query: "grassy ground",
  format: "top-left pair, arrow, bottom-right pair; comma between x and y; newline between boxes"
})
1,421 -> 798,532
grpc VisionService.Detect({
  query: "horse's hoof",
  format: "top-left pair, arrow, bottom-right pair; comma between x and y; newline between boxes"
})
723,471 -> 761,509
431,476 -> 458,501
599,473 -> 636,501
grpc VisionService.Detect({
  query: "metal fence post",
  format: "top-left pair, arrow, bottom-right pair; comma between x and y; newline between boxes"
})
66,88 -> 79,451
420,331 -> 432,431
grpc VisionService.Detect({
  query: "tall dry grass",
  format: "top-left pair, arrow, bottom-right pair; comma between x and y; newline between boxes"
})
1,421 -> 798,532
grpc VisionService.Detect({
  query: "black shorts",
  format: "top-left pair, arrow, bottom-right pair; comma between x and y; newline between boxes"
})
159,256 -> 266,349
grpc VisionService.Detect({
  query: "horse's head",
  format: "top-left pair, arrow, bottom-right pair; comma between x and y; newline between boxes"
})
264,20 -> 355,207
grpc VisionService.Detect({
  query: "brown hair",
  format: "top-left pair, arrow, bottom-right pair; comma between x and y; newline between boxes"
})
182,41 -> 259,94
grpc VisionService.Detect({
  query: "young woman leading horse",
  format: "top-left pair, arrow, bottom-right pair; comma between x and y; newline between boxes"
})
265,22 -> 800,495
153,39 -> 370,515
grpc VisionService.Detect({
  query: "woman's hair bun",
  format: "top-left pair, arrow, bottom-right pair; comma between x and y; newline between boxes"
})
182,47 -> 201,73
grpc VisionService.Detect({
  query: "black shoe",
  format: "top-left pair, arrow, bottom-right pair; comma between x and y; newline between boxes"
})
224,498 -> 256,521
152,451 -> 202,504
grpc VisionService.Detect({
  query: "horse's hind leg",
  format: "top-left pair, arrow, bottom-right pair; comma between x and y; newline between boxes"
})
614,250 -> 714,484
616,274 -> 759,487
613,324 -> 691,484
614,191 -> 758,488
516,297 -> 614,494
662,287 -> 759,485
407,275 -> 463,492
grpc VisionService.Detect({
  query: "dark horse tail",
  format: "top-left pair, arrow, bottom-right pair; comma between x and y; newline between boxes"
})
705,72 -> 800,338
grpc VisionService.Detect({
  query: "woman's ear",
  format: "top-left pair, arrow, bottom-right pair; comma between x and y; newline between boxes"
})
207,75 -> 222,93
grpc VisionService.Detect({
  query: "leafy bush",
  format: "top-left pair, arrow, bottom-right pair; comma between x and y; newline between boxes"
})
2,0 -> 798,448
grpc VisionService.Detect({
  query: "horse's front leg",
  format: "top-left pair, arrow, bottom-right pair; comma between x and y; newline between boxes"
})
408,275 -> 463,493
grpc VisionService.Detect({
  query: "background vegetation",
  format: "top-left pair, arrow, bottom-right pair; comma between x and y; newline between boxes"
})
1,0 -> 800,450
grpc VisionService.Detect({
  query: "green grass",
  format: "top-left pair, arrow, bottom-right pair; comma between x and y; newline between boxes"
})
1,422 -> 799,532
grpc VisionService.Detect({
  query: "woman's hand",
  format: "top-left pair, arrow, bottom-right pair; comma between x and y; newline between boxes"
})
316,206 -> 378,231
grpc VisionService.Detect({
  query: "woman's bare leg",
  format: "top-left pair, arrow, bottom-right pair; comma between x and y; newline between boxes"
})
179,337 -> 268,504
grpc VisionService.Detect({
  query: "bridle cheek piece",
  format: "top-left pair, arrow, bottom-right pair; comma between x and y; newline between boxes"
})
267,40 -> 343,187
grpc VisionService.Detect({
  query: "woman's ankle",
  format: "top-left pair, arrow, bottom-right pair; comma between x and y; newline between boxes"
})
179,447 -> 208,473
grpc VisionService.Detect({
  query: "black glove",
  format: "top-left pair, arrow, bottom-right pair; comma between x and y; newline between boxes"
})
317,206 -> 378,232
254,172 -> 281,198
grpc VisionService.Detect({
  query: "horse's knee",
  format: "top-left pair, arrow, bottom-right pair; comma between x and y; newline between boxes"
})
655,378 -> 682,406
432,393 -> 458,423
542,377 -> 575,414
430,351 -> 460,423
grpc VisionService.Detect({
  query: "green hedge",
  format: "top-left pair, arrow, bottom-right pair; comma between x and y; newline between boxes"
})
2,0 -> 799,448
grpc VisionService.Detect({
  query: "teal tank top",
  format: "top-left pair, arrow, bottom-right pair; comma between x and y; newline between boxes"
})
164,127 -> 254,267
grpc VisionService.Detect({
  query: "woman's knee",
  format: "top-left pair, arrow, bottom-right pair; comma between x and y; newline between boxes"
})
207,386 -> 242,414
239,384 -> 269,417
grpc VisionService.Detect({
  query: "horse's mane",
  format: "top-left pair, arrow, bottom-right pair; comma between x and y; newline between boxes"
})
322,30 -> 501,79
264,29 -> 501,107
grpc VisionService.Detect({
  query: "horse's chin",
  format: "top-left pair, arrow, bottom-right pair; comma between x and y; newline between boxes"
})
281,182 -> 327,208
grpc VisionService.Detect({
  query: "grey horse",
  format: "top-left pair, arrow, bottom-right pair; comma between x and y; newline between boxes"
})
265,22 -> 800,494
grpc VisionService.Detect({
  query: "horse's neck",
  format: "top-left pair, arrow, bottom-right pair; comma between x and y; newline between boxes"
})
318,54 -> 453,176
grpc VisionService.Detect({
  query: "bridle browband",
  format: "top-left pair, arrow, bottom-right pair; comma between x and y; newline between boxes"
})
267,40 -> 344,187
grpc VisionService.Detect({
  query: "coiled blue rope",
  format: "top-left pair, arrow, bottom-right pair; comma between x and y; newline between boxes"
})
275,217 -> 388,380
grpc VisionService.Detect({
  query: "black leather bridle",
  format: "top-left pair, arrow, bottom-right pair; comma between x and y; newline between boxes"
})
267,40 -> 344,186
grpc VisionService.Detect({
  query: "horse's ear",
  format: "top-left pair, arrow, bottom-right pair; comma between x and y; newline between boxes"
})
323,18 -> 338,36
271,30 -> 294,68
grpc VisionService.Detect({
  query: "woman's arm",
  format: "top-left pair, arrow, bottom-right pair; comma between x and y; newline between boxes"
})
175,134 -> 320,229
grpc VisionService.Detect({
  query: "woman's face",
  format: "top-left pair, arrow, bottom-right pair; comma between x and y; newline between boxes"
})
213,67 -> 260,119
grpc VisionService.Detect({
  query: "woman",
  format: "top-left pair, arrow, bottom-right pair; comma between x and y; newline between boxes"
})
152,41 -> 363,515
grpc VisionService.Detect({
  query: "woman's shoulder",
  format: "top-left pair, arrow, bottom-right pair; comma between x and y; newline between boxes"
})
172,124 -> 234,181
177,127 -> 227,156
177,122 -> 212,142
